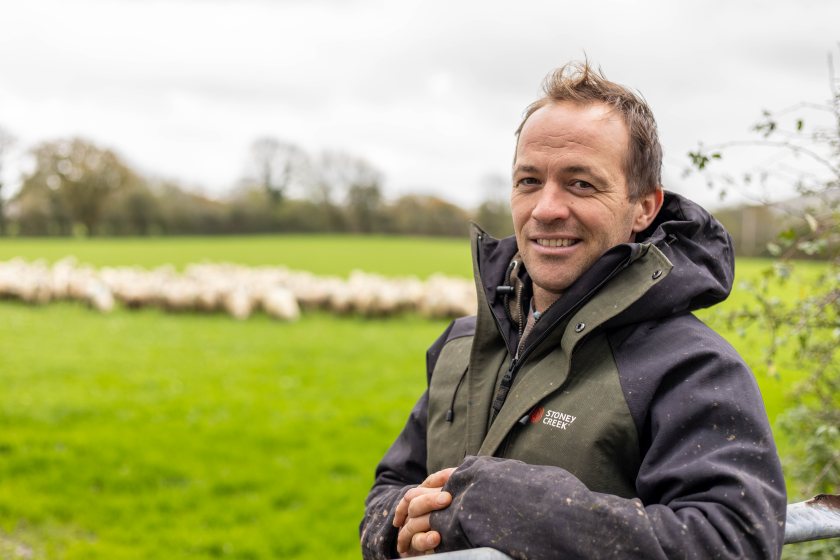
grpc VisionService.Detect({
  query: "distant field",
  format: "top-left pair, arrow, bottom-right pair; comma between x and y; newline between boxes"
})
0,235 -> 818,559
0,235 -> 472,278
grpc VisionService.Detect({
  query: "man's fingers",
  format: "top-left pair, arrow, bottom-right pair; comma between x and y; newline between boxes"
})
396,492 -> 450,555
393,469 -> 458,553
403,485 -> 440,503
394,494 -> 410,528
396,530 -> 439,558
395,466 -> 457,527
396,513 -> 431,555
394,468 -> 457,528
394,486 -> 439,527
407,491 -> 451,518
421,467 -> 457,488
411,530 -> 440,554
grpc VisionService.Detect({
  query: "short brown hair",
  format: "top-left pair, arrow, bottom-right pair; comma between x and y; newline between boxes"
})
515,61 -> 662,200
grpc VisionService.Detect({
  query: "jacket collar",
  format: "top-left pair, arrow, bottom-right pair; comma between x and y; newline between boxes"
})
470,191 -> 735,354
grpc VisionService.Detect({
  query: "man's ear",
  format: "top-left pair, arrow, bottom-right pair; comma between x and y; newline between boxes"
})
632,188 -> 664,233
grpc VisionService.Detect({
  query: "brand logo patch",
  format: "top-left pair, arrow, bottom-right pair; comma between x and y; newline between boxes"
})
540,409 -> 577,431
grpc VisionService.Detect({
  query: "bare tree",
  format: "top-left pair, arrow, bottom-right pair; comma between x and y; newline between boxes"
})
248,137 -> 308,204
319,152 -> 384,232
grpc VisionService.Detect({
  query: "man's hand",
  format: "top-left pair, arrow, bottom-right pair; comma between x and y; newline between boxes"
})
393,467 -> 456,556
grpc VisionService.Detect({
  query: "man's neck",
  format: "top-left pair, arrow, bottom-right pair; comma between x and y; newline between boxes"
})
532,286 -> 561,314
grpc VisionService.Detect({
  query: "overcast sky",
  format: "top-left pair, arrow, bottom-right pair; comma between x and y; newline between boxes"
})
1,0 -> 838,210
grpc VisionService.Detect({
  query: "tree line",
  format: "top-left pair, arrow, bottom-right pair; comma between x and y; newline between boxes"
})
0,127 -> 806,257
0,132 -> 514,239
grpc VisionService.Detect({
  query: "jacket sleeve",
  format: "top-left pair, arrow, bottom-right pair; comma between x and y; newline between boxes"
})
360,321 -> 458,559
429,322 -> 787,559
359,390 -> 429,560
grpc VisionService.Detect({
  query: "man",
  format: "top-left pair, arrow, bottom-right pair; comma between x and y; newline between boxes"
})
360,62 -> 786,559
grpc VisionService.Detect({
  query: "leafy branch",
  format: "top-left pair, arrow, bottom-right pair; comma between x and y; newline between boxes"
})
687,51 -> 840,509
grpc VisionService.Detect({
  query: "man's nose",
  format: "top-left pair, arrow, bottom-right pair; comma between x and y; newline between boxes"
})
530,184 -> 572,223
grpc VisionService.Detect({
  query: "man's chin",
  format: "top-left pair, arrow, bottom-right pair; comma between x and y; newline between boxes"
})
529,274 -> 571,305
528,265 -> 574,290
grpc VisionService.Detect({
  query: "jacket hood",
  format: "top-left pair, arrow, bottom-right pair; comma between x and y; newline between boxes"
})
621,190 -> 734,324
473,191 -> 734,343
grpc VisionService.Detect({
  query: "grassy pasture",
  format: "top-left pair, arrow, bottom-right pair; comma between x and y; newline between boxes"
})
0,235 -> 472,278
1,302 -> 444,559
0,235 -> 815,559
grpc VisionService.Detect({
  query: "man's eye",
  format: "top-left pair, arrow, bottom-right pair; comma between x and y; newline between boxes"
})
570,180 -> 595,190
515,177 -> 540,188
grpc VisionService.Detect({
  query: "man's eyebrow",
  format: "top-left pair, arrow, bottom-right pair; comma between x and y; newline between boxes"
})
513,164 -> 540,175
514,163 -> 609,184
562,165 -> 612,185
563,165 -> 591,174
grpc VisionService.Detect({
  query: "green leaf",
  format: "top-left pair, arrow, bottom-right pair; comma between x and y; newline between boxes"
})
688,151 -> 710,170
779,228 -> 797,241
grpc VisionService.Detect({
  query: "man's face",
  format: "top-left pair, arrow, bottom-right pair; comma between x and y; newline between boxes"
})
511,101 -> 661,309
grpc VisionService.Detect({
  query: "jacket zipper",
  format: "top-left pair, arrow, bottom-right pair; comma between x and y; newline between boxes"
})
488,254 -> 634,424
491,261 -> 529,423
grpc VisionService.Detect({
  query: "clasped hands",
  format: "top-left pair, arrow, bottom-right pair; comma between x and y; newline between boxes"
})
393,467 -> 456,556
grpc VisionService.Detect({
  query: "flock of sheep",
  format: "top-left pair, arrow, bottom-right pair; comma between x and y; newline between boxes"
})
0,257 -> 477,321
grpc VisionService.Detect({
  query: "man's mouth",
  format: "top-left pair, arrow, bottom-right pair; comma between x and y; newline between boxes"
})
535,238 -> 579,248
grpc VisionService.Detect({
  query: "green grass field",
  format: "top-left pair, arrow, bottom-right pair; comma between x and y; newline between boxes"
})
1,302 -> 445,559
0,235 -> 814,559
0,235 -> 473,278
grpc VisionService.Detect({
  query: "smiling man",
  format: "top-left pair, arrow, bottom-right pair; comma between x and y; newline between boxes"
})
360,62 -> 786,559
511,100 -> 662,311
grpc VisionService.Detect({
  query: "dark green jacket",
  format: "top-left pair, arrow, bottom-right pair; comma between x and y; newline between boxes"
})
361,193 -> 786,559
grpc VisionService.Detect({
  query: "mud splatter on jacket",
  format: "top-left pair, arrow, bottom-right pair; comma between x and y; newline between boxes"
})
360,192 -> 786,559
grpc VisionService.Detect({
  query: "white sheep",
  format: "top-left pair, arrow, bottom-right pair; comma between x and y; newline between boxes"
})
260,287 -> 300,321
0,257 -> 478,320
